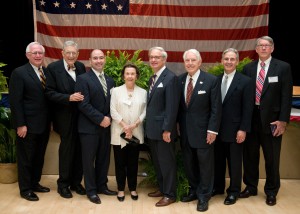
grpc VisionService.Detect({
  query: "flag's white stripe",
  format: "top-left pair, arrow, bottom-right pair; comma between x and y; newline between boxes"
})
37,12 -> 268,30
43,57 -> 214,75
131,0 -> 268,6
38,34 -> 257,52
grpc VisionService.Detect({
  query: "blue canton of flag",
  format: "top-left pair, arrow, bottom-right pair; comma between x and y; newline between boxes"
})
36,0 -> 129,14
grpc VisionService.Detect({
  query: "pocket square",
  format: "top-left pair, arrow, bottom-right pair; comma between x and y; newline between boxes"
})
198,90 -> 206,94
157,82 -> 163,88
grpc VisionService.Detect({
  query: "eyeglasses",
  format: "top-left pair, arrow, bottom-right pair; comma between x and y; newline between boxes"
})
28,52 -> 44,55
64,51 -> 78,56
149,56 -> 163,60
257,44 -> 273,48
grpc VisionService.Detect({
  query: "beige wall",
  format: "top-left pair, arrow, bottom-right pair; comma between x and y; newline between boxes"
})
43,123 -> 300,178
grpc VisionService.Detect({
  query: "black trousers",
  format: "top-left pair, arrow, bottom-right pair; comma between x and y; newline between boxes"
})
243,108 -> 282,196
214,139 -> 243,196
17,131 -> 49,194
113,144 -> 139,191
80,129 -> 111,196
57,127 -> 83,189
148,139 -> 177,199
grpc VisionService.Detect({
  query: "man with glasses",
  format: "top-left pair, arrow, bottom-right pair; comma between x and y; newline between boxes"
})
9,42 -> 51,201
45,40 -> 86,199
146,47 -> 179,207
240,36 -> 293,206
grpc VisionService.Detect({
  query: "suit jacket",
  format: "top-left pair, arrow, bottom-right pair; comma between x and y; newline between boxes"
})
74,70 -> 115,134
45,59 -> 86,135
177,70 -> 222,148
9,63 -> 49,134
243,58 -> 293,133
110,84 -> 147,147
217,72 -> 253,142
145,68 -> 179,141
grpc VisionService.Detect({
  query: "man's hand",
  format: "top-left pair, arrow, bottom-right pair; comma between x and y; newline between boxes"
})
17,126 -> 27,138
100,116 -> 111,128
69,92 -> 84,102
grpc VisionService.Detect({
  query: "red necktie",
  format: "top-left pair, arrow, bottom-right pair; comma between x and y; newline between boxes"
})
255,62 -> 265,104
186,77 -> 193,106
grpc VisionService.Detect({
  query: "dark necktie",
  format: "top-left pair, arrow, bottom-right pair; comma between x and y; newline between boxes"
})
186,77 -> 193,106
38,67 -> 46,88
67,64 -> 75,71
256,62 -> 265,104
99,74 -> 107,96
221,75 -> 228,102
149,74 -> 157,94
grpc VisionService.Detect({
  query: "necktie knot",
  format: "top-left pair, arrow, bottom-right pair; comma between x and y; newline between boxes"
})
260,62 -> 265,69
67,64 -> 75,71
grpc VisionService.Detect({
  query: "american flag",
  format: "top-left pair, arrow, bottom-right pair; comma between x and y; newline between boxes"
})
33,0 -> 269,74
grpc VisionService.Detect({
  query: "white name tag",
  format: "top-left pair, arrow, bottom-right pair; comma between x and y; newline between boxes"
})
268,76 -> 278,83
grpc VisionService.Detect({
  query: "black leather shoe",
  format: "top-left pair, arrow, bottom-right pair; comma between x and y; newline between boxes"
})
131,194 -> 138,200
239,188 -> 257,198
33,184 -> 50,193
88,194 -> 101,204
197,200 -> 208,212
266,195 -> 276,206
117,196 -> 125,202
211,189 -> 224,197
181,193 -> 197,202
58,187 -> 73,198
21,192 -> 39,201
224,195 -> 237,205
98,189 -> 117,196
70,184 -> 86,195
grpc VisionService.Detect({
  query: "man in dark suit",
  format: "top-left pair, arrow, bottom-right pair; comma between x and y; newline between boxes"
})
177,49 -> 222,212
240,36 -> 293,206
45,40 -> 86,198
145,47 -> 179,207
213,48 -> 253,205
74,49 -> 117,204
9,41 -> 51,201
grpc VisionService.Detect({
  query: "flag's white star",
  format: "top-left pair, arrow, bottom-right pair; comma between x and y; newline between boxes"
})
53,1 -> 60,7
40,0 -> 46,6
117,4 -> 123,11
86,3 -> 92,9
101,4 -> 108,10
70,2 -> 76,8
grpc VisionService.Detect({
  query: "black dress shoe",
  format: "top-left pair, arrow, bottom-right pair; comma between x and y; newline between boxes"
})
181,193 -> 197,202
58,187 -> 73,198
224,195 -> 237,205
98,189 -> 117,196
239,188 -> 257,198
70,184 -> 86,195
21,192 -> 39,201
33,184 -> 50,193
211,189 -> 224,197
131,194 -> 138,200
266,195 -> 276,206
88,194 -> 101,204
117,196 -> 125,202
197,200 -> 208,212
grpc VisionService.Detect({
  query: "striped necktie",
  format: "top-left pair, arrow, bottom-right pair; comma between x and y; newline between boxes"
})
149,74 -> 157,94
255,62 -> 265,104
99,73 -> 107,96
38,67 -> 46,88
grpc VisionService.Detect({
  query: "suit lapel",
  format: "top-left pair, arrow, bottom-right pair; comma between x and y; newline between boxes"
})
26,64 -> 44,89
223,72 -> 239,104
148,69 -> 167,102
188,71 -> 205,107
261,59 -> 276,96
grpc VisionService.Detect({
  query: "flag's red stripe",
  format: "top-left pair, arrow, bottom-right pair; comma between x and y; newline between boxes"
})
37,22 -> 268,40
130,3 -> 269,17
44,46 -> 257,63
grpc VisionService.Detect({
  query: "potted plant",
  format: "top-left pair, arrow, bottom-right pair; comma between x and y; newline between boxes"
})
0,62 -> 17,184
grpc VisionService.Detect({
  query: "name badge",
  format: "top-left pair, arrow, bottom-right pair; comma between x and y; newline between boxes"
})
268,76 -> 278,83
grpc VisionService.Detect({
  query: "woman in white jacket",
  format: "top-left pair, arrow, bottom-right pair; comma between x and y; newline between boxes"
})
110,63 -> 147,202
